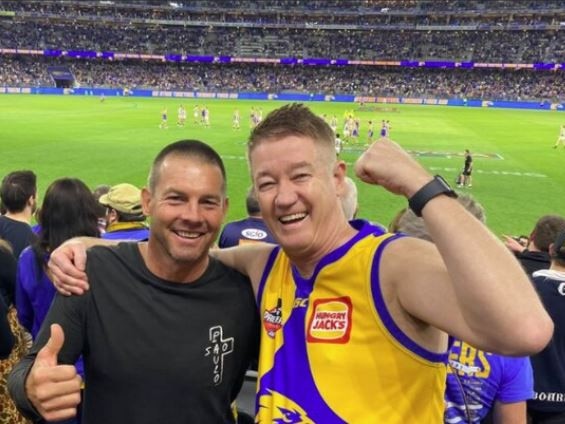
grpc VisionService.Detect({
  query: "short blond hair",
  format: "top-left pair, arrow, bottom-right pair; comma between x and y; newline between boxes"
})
247,103 -> 336,167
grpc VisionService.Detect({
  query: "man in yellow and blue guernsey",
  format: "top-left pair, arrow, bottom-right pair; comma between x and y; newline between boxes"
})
48,104 -> 553,423
214,104 -> 552,423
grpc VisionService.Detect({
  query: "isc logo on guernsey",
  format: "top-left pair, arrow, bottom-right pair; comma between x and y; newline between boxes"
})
241,228 -> 268,240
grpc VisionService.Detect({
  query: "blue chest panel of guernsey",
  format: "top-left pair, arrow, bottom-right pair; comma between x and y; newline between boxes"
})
255,220 -> 447,423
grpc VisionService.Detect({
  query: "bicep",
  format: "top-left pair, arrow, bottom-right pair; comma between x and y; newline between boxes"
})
211,244 -> 273,294
383,238 -> 467,338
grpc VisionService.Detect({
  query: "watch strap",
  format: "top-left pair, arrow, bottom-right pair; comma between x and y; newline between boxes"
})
408,175 -> 457,217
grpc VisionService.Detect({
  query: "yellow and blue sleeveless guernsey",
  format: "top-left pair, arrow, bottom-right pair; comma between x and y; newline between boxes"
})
255,220 -> 447,423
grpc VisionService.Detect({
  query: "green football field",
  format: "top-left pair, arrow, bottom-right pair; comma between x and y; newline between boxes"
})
0,94 -> 563,237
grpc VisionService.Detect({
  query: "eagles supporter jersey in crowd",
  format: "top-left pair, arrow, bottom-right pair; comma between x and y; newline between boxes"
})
218,217 -> 276,248
445,340 -> 533,423
255,220 -> 448,423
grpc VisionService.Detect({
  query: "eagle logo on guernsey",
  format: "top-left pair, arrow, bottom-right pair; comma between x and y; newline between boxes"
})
257,389 -> 315,424
307,297 -> 352,344
263,298 -> 283,338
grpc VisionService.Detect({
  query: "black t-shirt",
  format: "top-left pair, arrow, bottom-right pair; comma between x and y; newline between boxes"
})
0,247 -> 17,306
9,243 -> 260,424
528,271 -> 565,412
0,216 -> 35,259
464,155 -> 473,173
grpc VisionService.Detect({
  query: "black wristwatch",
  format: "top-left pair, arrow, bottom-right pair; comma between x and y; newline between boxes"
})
408,175 -> 458,217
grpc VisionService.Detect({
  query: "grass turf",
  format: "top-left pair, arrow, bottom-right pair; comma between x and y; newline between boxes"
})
0,94 -> 563,237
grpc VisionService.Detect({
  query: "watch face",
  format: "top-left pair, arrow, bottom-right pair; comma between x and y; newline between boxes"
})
435,175 -> 451,190
434,175 -> 457,196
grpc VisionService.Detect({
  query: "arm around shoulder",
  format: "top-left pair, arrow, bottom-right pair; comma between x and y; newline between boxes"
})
48,236 -> 118,295
211,243 -> 275,295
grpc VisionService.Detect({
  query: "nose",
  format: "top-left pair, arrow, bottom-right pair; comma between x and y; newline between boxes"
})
179,201 -> 202,223
274,180 -> 298,209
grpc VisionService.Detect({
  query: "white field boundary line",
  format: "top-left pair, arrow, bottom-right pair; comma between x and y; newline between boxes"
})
222,155 -> 547,179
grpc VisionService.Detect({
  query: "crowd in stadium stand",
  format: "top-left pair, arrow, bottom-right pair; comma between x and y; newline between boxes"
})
0,0 -> 564,101
2,22 -> 565,63
2,56 -> 564,102
2,0 -> 564,14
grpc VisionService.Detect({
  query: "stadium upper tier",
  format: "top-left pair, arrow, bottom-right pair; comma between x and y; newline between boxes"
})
1,0 -> 565,62
1,22 -> 565,63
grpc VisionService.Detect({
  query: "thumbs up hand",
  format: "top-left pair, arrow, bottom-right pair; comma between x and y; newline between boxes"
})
25,324 -> 82,421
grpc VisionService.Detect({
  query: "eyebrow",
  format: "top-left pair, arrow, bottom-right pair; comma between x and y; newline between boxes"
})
161,187 -> 223,200
255,161 -> 313,178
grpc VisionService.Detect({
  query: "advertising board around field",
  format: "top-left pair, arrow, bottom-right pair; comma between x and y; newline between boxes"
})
0,86 -> 563,112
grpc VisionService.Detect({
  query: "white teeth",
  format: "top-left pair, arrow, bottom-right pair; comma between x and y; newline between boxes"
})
280,213 -> 307,223
176,231 -> 200,238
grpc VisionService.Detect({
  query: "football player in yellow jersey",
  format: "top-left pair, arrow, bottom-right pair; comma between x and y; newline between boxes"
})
49,104 -> 552,423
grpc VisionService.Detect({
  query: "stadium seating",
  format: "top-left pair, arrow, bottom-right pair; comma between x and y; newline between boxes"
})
0,0 -> 564,101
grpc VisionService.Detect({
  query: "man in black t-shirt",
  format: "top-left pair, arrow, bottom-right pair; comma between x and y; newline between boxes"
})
8,141 -> 259,424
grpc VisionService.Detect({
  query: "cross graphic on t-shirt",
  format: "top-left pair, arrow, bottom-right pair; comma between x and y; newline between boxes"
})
205,325 -> 234,385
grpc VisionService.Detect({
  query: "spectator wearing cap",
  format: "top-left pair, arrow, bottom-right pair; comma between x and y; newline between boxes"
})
99,183 -> 149,241
528,229 -> 565,423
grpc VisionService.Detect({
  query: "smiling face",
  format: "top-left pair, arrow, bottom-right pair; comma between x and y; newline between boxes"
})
143,153 -> 227,281
250,134 -> 347,263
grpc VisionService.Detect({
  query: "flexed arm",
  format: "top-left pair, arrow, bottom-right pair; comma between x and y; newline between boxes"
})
355,138 -> 552,355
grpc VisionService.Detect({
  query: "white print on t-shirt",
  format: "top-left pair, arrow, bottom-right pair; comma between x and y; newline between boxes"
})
204,325 -> 234,385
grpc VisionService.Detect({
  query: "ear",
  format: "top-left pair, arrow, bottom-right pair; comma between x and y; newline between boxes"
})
333,161 -> 347,196
106,208 -> 118,224
141,187 -> 152,216
223,196 -> 229,214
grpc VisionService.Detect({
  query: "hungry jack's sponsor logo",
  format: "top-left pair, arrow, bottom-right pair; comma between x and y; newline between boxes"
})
307,297 -> 352,343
